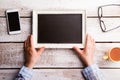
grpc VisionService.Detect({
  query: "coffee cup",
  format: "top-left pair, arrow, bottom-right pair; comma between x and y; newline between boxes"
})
103,47 -> 120,62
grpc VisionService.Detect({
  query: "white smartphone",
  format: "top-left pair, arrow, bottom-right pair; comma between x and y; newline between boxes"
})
6,9 -> 21,35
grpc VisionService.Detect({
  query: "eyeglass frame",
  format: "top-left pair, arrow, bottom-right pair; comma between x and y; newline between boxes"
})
98,4 -> 120,32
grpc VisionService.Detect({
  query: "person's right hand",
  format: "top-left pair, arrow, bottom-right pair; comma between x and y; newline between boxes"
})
24,35 -> 45,69
73,34 -> 95,66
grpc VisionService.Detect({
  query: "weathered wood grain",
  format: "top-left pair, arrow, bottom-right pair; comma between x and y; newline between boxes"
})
0,69 -> 120,80
0,43 -> 120,68
87,18 -> 120,42
0,0 -> 120,17
0,69 -> 84,80
0,0 -> 120,79
0,18 -> 120,42
0,18 -> 31,42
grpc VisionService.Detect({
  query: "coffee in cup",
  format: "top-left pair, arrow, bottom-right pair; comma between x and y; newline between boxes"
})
103,47 -> 120,62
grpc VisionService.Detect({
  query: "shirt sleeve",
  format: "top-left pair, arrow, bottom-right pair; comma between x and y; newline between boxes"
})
82,64 -> 105,80
15,66 -> 34,80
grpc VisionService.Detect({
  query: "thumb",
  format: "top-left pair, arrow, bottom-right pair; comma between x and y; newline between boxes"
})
73,46 -> 83,56
37,47 -> 45,55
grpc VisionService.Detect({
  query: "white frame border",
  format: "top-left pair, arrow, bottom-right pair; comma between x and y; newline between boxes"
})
32,10 -> 86,48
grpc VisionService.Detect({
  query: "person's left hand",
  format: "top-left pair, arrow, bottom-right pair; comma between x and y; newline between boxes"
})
24,35 -> 45,69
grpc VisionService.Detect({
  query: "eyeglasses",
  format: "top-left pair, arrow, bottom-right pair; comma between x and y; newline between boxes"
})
98,4 -> 120,32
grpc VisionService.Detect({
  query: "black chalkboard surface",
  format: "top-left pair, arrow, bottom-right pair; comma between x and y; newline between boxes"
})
37,14 -> 82,43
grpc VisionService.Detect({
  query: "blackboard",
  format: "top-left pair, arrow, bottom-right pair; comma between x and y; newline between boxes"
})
37,14 -> 82,43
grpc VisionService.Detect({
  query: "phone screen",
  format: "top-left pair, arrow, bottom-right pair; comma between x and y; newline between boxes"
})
7,12 -> 20,31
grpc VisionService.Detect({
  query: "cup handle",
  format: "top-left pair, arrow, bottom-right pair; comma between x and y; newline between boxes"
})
103,55 -> 109,60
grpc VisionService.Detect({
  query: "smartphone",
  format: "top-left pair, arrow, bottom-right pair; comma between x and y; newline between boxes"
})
6,9 -> 21,34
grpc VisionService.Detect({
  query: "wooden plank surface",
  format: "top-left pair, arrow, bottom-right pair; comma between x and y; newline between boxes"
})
0,0 -> 120,17
0,69 -> 120,80
0,18 -> 120,42
0,43 -> 120,68
87,18 -> 120,42
0,18 -> 30,42
0,0 -> 120,80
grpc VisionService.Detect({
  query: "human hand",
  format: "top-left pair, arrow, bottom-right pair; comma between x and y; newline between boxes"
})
73,34 -> 95,66
24,35 -> 45,69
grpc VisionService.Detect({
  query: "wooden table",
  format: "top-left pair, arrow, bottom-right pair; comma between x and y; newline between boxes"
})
0,0 -> 120,80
